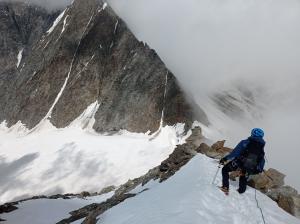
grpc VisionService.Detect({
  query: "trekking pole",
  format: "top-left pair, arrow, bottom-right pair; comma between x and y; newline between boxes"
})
212,164 -> 221,185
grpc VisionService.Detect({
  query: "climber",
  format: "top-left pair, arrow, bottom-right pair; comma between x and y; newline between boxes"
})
219,128 -> 266,194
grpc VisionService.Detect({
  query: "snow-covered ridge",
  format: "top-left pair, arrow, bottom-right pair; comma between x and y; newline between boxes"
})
97,155 -> 300,224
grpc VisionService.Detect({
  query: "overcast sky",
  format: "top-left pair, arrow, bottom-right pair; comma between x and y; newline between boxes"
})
2,0 -> 300,189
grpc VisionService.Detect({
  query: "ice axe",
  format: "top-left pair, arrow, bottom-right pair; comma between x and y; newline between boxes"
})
212,164 -> 222,185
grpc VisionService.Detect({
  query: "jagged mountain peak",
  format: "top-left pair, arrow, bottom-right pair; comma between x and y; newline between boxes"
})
0,0 -> 208,133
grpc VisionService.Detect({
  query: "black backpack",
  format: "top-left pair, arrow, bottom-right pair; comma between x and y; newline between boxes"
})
238,139 -> 265,174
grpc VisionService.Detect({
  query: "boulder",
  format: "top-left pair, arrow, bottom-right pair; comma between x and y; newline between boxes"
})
266,186 -> 300,218
80,192 -> 91,198
293,195 -> 300,218
264,169 -> 285,188
248,174 -> 270,191
211,140 -> 225,151
206,150 -> 223,159
0,203 -> 18,213
249,168 -> 285,191
99,186 -> 116,195
185,127 -> 203,150
267,186 -> 298,201
196,141 -> 232,159
196,143 -> 211,154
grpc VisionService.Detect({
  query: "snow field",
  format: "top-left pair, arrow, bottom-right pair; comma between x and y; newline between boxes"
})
0,103 -> 189,204
1,192 -> 114,224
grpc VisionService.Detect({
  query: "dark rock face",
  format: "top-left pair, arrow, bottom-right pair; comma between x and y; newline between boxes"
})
0,2 -> 58,74
0,2 -> 59,125
0,0 -> 208,133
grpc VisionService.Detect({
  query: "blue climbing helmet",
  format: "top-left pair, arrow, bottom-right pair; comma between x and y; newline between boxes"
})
251,128 -> 264,138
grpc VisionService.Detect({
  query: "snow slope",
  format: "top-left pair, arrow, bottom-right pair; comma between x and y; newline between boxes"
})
1,192 -> 113,224
0,103 -> 189,204
98,155 -> 300,224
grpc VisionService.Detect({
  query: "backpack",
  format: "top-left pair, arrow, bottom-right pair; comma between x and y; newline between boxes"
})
238,139 -> 265,174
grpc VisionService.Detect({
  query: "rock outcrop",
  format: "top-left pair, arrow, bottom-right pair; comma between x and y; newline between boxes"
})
267,186 -> 300,216
248,168 -> 285,191
197,141 -> 232,159
0,0 -> 208,133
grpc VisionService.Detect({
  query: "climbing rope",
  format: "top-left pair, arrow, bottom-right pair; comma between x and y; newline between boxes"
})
255,189 -> 266,224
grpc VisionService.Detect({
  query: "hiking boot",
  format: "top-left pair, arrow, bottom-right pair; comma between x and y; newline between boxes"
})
237,188 -> 246,194
219,186 -> 229,195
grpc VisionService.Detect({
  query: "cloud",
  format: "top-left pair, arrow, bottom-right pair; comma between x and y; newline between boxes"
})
108,0 -> 300,190
0,0 -> 72,10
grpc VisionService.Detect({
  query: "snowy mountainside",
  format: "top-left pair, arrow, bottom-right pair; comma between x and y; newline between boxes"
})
0,101 -> 190,204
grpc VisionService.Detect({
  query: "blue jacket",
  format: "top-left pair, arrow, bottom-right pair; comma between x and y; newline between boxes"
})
224,137 -> 266,172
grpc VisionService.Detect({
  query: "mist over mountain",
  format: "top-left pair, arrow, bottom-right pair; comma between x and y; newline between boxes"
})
108,0 -> 300,190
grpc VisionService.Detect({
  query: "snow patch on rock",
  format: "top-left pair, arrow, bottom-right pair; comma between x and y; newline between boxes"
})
46,9 -> 66,35
16,49 -> 23,68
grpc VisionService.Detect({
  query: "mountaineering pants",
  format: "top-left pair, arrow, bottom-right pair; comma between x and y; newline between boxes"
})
222,160 -> 248,193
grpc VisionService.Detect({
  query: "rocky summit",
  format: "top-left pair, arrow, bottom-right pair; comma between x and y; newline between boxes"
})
0,0 -> 208,133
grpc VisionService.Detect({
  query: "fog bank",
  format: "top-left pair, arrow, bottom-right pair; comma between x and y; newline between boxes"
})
108,0 -> 300,190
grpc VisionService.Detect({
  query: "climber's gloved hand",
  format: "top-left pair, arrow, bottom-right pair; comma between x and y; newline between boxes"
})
219,158 -> 227,165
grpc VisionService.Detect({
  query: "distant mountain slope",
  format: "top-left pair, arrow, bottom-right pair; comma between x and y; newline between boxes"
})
0,0 -> 208,133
